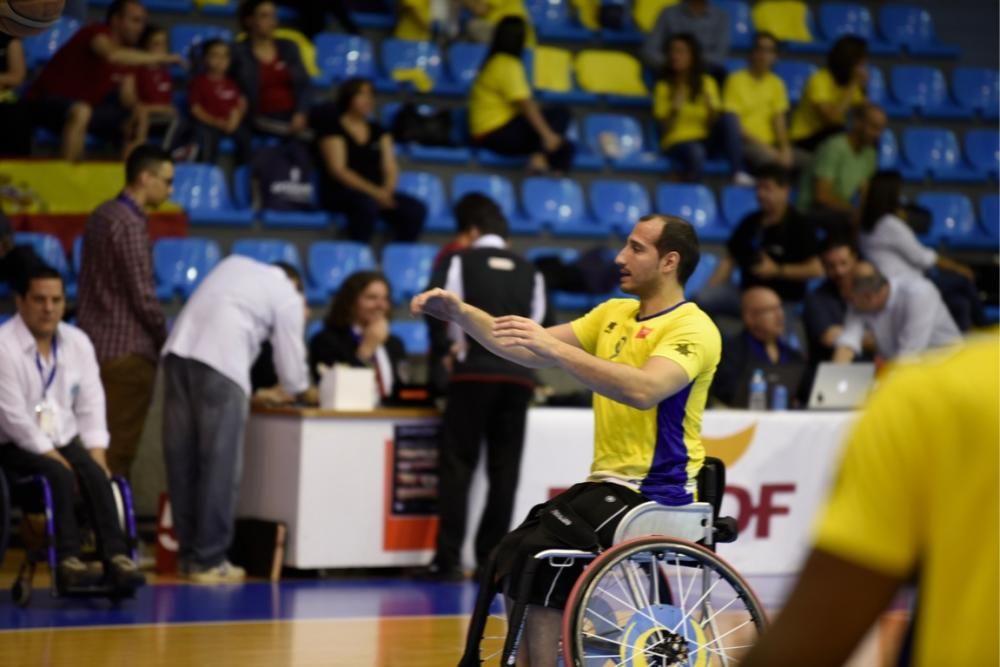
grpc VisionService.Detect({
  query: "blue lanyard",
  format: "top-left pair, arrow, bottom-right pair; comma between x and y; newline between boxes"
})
35,337 -> 58,400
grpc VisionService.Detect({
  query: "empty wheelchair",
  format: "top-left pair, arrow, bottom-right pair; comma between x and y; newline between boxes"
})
0,466 -> 140,607
460,457 -> 767,666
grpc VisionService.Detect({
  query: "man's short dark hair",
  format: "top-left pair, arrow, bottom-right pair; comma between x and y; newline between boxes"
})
106,0 -> 142,23
852,265 -> 888,295
238,0 -> 270,29
645,214 -> 700,286
753,31 -> 780,51
454,193 -> 508,238
819,235 -> 859,258
16,265 -> 63,297
273,261 -> 302,291
125,144 -> 171,184
754,164 -> 791,187
201,38 -> 229,58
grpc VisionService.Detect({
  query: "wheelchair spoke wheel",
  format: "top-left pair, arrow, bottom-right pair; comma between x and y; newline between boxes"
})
476,606 -> 510,666
562,536 -> 766,667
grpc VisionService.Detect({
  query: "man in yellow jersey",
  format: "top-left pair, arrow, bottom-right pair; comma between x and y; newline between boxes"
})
743,335 -> 999,667
412,214 -> 721,666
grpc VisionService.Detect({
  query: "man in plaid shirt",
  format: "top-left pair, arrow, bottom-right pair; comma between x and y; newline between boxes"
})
77,145 -> 171,478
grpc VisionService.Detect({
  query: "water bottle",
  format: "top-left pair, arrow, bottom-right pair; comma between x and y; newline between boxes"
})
771,384 -> 788,411
748,369 -> 768,411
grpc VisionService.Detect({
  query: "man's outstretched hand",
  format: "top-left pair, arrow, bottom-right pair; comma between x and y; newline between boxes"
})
411,288 -> 463,322
493,315 -> 561,364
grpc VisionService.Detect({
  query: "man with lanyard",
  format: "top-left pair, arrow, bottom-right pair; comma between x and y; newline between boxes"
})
77,145 -> 170,480
412,213 -> 721,665
0,267 -> 145,591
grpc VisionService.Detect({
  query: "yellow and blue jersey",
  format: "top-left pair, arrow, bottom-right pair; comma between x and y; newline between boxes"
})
571,299 -> 722,505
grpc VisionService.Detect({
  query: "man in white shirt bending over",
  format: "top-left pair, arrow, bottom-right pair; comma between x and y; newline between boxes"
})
0,267 -> 145,591
833,261 -> 961,362
162,256 -> 315,584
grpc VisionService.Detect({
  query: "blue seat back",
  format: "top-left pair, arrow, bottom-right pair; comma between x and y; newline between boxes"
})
169,24 -> 233,63
307,241 -> 376,296
655,184 -> 721,235
685,251 -> 719,299
172,164 -> 237,212
980,195 -> 999,239
715,0 -> 752,49
902,128 -> 963,171
230,238 -> 303,272
720,186 -> 757,226
72,236 -> 83,275
396,171 -> 447,221
915,193 -> 978,241
964,129 -> 999,173
878,5 -> 940,47
382,243 -> 439,303
526,0 -> 573,29
447,42 -> 488,88
24,16 -> 80,69
524,246 -> 581,265
866,66 -> 890,106
818,3 -> 875,41
583,113 -> 647,160
890,65 -> 950,108
314,33 -> 375,84
232,165 -> 252,209
14,233 -> 70,278
952,67 -> 999,113
451,174 -> 519,220
153,237 -> 222,297
390,320 -> 430,356
589,180 -> 651,228
878,129 -> 900,169
522,177 -> 587,225
772,61 -> 817,105
381,39 -> 444,85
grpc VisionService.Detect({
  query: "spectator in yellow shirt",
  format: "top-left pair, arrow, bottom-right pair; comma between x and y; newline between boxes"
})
468,16 -> 574,173
743,336 -> 999,667
653,33 -> 751,184
790,35 -> 869,152
722,32 -> 794,170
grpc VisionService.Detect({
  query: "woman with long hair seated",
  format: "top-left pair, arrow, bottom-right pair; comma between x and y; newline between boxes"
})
468,16 -> 574,173
653,33 -> 751,184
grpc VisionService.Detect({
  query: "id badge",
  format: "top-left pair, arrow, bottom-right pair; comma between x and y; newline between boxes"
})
35,402 -> 57,440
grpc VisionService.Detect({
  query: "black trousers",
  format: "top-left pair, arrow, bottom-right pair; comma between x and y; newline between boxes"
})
477,107 -> 576,173
0,440 -> 127,561
434,381 -> 533,569
321,187 -> 427,243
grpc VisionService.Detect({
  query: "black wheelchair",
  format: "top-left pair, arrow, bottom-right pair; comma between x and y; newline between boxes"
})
460,457 -> 767,666
0,466 -> 140,607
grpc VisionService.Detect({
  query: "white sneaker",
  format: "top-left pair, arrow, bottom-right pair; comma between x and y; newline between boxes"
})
733,171 -> 756,186
188,560 -> 247,584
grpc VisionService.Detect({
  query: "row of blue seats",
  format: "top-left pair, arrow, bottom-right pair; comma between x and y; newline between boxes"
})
171,159 -> 1000,247
24,18 -> 995,117
82,0 -> 963,60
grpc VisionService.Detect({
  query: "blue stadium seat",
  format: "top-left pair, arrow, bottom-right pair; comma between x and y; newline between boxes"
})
381,102 -> 473,165
169,24 -> 233,64
964,130 -> 999,181
725,57 -> 748,73
313,33 -> 375,86
23,16 -> 79,69
381,243 -> 439,303
654,184 -> 727,242
152,238 -> 221,301
390,320 -> 430,356
306,319 -> 323,341
396,171 -> 452,233
878,5 -> 959,58
817,3 -> 897,54
527,0 -> 593,42
772,61 -> 817,105
524,246 -> 590,310
72,236 -> 83,277
866,66 -> 910,119
902,128 -> 983,183
446,42 -> 488,94
14,233 -> 73,297
378,39 -> 453,95
230,166 -> 330,230
231,238 -> 303,272
889,66 -> 971,119
720,185 -> 757,228
451,173 -> 536,235
582,113 -> 669,173
353,8 -> 396,30
522,177 -> 610,238
951,67 -> 999,120
685,251 -> 720,300
877,129 -> 901,170
171,164 -> 254,227
307,241 -> 376,303
715,0 -> 753,50
589,179 -> 652,234
145,0 -> 194,12
980,195 -> 999,241
916,193 -> 991,249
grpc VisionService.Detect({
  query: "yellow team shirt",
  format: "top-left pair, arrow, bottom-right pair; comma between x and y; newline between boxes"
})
652,75 -> 721,148
469,53 -> 532,137
571,299 -> 721,505
394,0 -> 431,41
815,336 -> 999,666
789,68 -> 865,141
722,69 -> 790,146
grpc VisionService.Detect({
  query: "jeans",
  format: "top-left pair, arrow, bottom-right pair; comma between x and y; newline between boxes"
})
161,354 -> 249,570
665,112 -> 745,180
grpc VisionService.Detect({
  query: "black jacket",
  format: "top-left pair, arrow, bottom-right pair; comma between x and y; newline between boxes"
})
307,325 -> 407,387
230,38 -> 311,117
